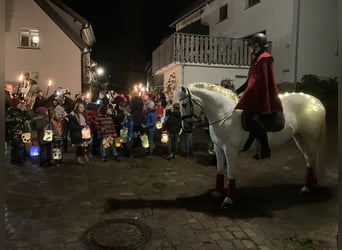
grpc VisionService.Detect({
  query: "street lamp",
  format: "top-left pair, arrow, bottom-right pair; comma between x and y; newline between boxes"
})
96,67 -> 104,76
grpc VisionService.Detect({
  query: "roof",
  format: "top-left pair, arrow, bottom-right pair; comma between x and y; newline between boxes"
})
34,0 -> 96,51
169,0 -> 213,28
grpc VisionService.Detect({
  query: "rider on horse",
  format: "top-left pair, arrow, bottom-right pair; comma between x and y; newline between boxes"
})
235,33 -> 283,160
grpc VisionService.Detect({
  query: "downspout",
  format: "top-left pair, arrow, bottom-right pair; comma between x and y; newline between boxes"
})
181,63 -> 185,86
80,24 -> 90,94
293,0 -> 301,88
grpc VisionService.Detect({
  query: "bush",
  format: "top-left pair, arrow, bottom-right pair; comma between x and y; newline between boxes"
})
295,74 -> 338,106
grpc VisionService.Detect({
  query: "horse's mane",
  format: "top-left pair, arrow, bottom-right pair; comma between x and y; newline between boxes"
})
188,82 -> 239,103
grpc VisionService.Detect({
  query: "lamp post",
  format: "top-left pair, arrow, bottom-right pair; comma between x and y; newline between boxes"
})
46,80 -> 52,96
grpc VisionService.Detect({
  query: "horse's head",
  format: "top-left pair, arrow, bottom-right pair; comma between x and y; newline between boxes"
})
177,85 -> 202,129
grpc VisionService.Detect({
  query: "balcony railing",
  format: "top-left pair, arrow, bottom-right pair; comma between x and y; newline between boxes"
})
152,33 -> 252,73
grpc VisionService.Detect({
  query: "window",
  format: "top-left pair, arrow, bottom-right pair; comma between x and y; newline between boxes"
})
219,4 -> 228,22
19,28 -> 40,48
247,0 -> 260,8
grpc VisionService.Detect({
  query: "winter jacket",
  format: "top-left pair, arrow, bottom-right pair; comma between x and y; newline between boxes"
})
144,109 -> 157,133
164,110 -> 182,134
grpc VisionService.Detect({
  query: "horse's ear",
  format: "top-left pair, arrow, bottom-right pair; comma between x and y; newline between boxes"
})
181,85 -> 187,94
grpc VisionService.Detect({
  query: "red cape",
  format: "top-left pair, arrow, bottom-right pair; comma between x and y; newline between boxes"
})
235,52 -> 283,113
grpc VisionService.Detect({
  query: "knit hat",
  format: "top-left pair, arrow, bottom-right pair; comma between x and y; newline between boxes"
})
146,101 -> 155,110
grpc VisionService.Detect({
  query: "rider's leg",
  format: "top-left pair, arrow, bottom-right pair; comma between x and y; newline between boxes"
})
242,133 -> 255,151
249,113 -> 270,160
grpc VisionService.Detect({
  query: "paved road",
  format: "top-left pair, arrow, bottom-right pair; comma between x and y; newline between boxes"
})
5,110 -> 337,249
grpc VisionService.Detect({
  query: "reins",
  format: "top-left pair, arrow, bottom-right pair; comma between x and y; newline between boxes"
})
208,110 -> 234,126
180,87 -> 234,126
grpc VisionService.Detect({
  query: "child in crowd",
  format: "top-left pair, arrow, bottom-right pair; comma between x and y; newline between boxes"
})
6,99 -> 31,165
50,105 -> 68,166
141,101 -> 156,158
163,102 -> 182,160
33,107 -> 52,167
154,99 -> 165,122
121,104 -> 134,158
68,102 -> 90,165
182,120 -> 194,157
94,104 -> 120,162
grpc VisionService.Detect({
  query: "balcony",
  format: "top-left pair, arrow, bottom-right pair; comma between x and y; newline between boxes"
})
152,33 -> 252,74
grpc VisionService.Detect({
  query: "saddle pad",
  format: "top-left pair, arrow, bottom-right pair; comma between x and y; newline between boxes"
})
242,112 -> 285,132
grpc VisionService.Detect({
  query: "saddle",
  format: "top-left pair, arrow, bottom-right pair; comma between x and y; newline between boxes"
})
241,111 -> 285,151
241,111 -> 285,132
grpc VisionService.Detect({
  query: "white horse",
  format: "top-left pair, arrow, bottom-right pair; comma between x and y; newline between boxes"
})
176,82 -> 326,207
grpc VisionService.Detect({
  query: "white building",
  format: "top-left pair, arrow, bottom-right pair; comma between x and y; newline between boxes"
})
152,0 -> 340,100
4,0 -> 96,97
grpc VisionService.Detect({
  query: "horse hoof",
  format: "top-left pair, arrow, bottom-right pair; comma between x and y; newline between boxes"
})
299,186 -> 311,195
221,197 -> 233,208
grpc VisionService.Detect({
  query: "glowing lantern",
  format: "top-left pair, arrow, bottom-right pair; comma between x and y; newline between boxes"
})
140,133 -> 149,148
30,145 -> 40,157
103,136 -> 113,149
52,148 -> 62,160
114,138 -> 122,148
81,127 -> 91,140
156,121 -> 163,129
21,132 -> 31,143
43,129 -> 53,142
120,129 -> 128,143
161,131 -> 169,146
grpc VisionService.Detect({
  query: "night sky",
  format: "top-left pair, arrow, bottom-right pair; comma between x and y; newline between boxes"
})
62,0 -> 198,89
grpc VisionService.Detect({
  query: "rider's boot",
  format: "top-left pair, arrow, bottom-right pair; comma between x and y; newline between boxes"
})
241,133 -> 255,151
253,130 -> 271,160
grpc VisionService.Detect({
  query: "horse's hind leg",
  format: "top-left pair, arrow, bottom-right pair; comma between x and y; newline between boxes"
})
292,135 -> 317,193
214,145 -> 225,194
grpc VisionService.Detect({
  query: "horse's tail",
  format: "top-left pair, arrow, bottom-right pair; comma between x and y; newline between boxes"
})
315,117 -> 327,182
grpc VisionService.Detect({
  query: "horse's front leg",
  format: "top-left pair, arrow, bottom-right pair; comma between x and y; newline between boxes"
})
214,144 -> 226,194
221,148 -> 239,207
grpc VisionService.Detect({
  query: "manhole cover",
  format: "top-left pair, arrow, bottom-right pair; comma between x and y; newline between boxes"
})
82,218 -> 151,249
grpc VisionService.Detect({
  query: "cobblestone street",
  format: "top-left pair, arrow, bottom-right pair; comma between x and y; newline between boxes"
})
5,109 -> 337,249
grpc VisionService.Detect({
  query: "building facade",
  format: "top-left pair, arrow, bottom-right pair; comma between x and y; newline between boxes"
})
152,0 -> 340,100
4,0 -> 96,98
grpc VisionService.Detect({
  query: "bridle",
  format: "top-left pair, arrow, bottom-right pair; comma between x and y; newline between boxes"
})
179,87 -> 202,126
179,87 -> 234,126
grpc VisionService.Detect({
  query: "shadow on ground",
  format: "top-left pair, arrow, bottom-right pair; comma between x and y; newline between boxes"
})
104,184 -> 335,219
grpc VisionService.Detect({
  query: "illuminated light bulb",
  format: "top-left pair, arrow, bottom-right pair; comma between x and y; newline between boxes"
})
32,36 -> 39,43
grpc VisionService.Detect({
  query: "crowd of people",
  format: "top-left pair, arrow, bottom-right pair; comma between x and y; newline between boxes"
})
5,85 -> 194,167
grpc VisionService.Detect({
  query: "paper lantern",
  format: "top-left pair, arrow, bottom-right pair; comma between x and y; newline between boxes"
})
103,136 -> 113,149
114,139 -> 121,148
30,145 -> 40,157
120,129 -> 128,143
21,132 -> 31,143
52,148 -> 62,160
81,127 -> 91,140
140,133 -> 149,148
161,131 -> 169,146
43,130 -> 53,142
156,121 -> 163,129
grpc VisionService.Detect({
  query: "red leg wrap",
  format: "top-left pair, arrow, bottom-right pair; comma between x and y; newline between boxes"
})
215,174 -> 225,193
227,179 -> 237,201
